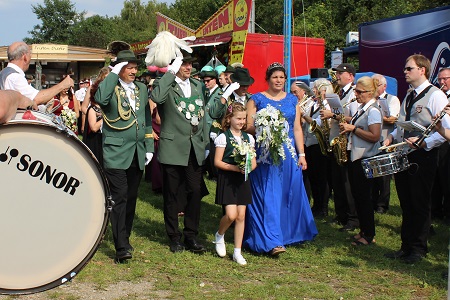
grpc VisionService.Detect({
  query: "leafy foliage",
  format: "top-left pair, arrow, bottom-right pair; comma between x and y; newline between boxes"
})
25,0 -> 84,44
25,0 -> 450,66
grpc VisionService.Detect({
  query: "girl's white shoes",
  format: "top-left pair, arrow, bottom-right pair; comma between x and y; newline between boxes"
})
233,253 -> 247,265
214,232 -> 226,257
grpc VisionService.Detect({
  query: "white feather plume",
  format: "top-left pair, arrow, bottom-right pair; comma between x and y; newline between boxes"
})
145,31 -> 196,67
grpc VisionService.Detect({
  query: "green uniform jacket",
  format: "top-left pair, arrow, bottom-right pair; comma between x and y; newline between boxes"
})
151,72 -> 213,166
95,72 -> 154,170
204,86 -> 223,135
208,92 -> 252,135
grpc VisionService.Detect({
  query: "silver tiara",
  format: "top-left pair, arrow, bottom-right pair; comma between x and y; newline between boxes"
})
267,62 -> 285,71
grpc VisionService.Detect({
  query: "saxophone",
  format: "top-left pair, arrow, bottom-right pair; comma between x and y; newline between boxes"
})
308,94 -> 332,156
330,114 -> 348,166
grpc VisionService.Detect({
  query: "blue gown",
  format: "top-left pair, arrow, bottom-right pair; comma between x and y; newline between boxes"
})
243,92 -> 318,253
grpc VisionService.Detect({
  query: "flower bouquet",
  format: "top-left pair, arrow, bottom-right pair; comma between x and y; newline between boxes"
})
60,108 -> 78,133
230,138 -> 256,181
254,104 -> 297,165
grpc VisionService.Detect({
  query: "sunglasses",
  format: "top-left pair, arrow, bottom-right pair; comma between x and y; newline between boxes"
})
403,66 -> 421,72
354,89 -> 370,94
203,79 -> 212,83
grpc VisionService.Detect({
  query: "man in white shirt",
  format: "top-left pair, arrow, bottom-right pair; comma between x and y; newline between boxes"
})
384,54 -> 450,264
0,41 -> 74,105
431,67 -> 450,222
371,74 -> 400,214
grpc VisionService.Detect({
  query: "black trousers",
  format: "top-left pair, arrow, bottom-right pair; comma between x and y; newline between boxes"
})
348,158 -> 375,239
372,174 -> 391,210
431,142 -> 450,219
105,153 -> 143,254
394,148 -> 438,255
330,151 -> 359,226
162,146 -> 204,242
303,144 -> 330,214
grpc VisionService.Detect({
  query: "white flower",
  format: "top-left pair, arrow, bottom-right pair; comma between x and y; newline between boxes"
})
253,104 -> 297,165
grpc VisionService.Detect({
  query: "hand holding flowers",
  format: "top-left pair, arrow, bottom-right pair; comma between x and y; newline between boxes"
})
254,104 -> 297,165
230,138 -> 256,180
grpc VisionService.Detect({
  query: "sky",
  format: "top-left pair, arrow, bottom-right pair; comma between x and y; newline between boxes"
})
0,0 -> 174,46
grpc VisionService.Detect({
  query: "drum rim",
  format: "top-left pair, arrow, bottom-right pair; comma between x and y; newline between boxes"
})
0,121 -> 112,295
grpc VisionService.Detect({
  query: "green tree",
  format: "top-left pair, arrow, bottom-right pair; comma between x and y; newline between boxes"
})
169,0 -> 228,30
25,0 -> 84,44
70,15 -> 120,48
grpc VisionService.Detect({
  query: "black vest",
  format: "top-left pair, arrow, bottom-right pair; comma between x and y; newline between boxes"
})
222,129 -> 251,165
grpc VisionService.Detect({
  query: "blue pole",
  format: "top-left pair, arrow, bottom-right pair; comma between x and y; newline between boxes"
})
283,0 -> 292,91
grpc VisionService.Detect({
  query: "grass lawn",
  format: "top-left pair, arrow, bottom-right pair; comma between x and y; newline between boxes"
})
4,178 -> 449,299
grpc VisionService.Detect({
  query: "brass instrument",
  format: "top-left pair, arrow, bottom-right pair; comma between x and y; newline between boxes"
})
308,92 -> 332,156
328,69 -> 341,94
298,95 -> 315,113
330,114 -> 348,166
342,97 -> 356,108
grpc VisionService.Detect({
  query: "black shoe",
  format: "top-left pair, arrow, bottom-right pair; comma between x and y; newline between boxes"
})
169,240 -> 184,253
375,207 -> 386,214
115,251 -> 132,263
384,249 -> 409,259
184,238 -> 206,253
402,252 -> 424,264
339,223 -> 357,232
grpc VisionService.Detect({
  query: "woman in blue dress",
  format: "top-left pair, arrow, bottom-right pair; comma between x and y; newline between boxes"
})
243,62 -> 318,256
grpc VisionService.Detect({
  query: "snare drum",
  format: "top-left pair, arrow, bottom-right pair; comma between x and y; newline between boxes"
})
361,151 -> 410,179
0,112 -> 111,295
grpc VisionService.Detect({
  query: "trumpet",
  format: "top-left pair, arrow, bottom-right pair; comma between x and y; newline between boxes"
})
342,97 -> 356,108
298,95 -> 315,113
412,109 -> 447,148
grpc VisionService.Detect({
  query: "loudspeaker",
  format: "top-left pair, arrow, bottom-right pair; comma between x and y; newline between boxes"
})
310,68 -> 328,78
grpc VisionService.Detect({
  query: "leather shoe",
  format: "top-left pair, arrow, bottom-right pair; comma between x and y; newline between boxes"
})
169,240 -> 184,253
339,223 -> 357,232
402,253 -> 424,264
384,249 -> 409,259
115,251 -> 132,263
185,239 -> 206,253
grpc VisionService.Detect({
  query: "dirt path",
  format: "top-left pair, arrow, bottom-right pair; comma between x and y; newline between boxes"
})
0,280 -> 171,300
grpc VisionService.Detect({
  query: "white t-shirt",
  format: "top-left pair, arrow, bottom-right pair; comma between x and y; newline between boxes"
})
215,132 -> 255,148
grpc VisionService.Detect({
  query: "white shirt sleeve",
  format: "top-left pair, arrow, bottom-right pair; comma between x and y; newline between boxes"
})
367,108 -> 382,125
248,134 -> 256,148
424,89 -> 449,150
5,73 -> 39,100
388,96 -> 400,117
214,133 -> 227,148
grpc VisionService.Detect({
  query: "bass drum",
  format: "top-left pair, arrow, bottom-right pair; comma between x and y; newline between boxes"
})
0,111 -> 111,295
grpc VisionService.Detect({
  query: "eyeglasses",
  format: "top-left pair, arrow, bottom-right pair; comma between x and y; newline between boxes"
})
354,89 -> 370,94
203,79 -> 212,83
403,66 -> 421,72
438,77 -> 450,81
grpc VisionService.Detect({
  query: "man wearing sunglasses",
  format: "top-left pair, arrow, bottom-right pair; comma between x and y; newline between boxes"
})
383,54 -> 450,264
430,68 -> 450,225
321,63 -> 359,233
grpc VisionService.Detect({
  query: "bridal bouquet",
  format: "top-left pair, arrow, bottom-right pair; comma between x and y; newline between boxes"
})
254,104 -> 297,165
230,138 -> 256,180
60,108 -> 78,132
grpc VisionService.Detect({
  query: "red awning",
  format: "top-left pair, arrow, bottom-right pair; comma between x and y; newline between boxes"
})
188,32 -> 232,48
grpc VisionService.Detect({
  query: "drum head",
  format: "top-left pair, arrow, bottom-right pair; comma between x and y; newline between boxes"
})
0,122 -> 109,294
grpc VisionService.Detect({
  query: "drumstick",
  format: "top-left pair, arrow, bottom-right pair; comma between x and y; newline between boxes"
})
378,141 -> 407,151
